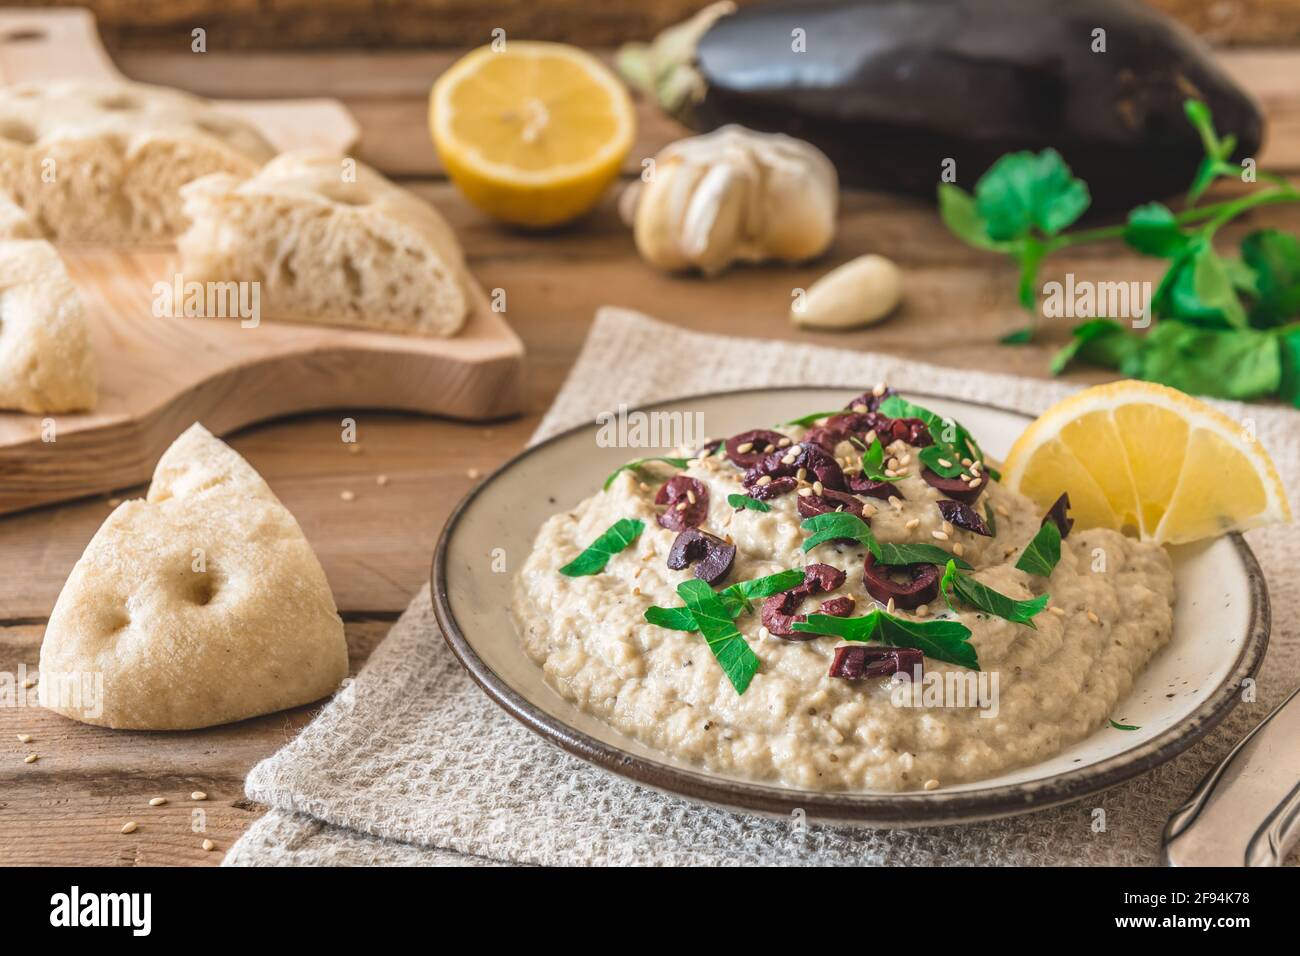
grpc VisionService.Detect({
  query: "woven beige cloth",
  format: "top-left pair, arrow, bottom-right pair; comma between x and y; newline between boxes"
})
225,307 -> 1300,867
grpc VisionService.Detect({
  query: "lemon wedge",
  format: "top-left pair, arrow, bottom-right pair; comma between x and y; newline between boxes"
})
1002,380 -> 1290,544
430,42 -> 635,228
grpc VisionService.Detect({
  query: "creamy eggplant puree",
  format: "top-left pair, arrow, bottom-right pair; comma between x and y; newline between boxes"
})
513,391 -> 1175,792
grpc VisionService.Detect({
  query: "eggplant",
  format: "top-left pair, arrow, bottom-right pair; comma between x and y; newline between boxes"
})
619,0 -> 1263,208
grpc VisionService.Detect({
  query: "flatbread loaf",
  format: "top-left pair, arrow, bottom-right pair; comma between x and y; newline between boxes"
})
39,424 -> 348,729
0,239 -> 97,413
178,150 -> 469,336
0,80 -> 275,243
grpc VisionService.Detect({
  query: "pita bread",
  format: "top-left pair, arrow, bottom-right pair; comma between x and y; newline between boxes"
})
0,191 -> 40,239
40,424 -> 347,730
178,150 -> 468,336
0,80 -> 275,243
0,239 -> 97,413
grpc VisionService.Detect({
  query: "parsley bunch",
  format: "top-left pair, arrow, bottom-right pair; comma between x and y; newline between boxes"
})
939,100 -> 1300,406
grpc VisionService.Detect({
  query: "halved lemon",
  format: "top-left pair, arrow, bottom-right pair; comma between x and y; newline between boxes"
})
1002,380 -> 1290,544
430,42 -> 635,228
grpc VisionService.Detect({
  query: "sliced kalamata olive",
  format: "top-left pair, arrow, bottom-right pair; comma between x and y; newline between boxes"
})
744,442 -> 845,491
846,473 -> 900,500
797,488 -> 865,519
694,438 -> 723,458
655,476 -> 709,531
830,645 -> 924,681
879,416 -> 933,447
747,476 -> 798,500
760,563 -> 848,639
936,499 -> 992,536
922,467 -> 983,505
862,552 -> 939,609
1043,492 -> 1074,538
724,429 -> 786,468
665,528 -> 736,585
819,596 -> 856,617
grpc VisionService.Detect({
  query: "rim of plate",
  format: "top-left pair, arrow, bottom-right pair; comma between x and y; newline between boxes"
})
431,386 -> 1271,826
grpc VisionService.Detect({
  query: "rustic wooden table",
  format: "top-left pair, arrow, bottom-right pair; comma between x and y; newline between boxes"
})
2,47 -> 1298,866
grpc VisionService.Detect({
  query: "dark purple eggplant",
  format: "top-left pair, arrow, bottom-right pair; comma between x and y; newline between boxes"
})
620,0 -> 1263,208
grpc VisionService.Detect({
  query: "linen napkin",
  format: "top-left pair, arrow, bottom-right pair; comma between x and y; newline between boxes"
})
225,307 -> 1300,866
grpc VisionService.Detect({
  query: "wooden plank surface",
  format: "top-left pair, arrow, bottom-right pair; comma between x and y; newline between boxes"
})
4,45 -> 1300,866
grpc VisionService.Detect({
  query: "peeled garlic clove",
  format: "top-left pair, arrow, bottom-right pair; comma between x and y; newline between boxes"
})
791,254 -> 902,330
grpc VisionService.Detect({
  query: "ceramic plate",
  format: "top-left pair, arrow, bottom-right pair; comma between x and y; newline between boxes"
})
432,387 -> 1270,826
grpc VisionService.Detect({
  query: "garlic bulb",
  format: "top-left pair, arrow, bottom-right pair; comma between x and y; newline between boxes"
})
621,125 -> 837,276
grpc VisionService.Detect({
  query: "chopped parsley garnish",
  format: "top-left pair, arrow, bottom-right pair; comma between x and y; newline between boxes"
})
793,609 -> 978,670
799,513 -> 971,568
558,518 -> 644,576
1109,719 -> 1141,731
1015,520 -> 1063,576
727,493 -> 771,513
602,456 -> 691,490
644,569 -> 805,632
940,560 -> 1048,628
877,395 -> 987,476
984,501 -> 998,537
859,436 -> 902,481
677,579 -> 761,694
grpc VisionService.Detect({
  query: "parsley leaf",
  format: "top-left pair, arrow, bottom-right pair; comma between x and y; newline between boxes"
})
974,149 -> 1090,242
644,569 -> 806,632
726,569 -> 805,603
642,605 -> 699,631
800,512 -> 875,552
1050,319 -> 1144,377
727,493 -> 771,513
793,610 -> 978,670
1109,719 -> 1141,731
1015,520 -> 1062,576
878,395 -> 985,472
1242,230 -> 1300,327
602,456 -> 691,490
1141,322 -> 1281,400
876,541 -> 972,569
941,560 -> 1048,628
859,437 -> 898,481
1123,202 -> 1191,258
559,518 -> 644,576
678,579 -> 761,695
984,501 -> 998,537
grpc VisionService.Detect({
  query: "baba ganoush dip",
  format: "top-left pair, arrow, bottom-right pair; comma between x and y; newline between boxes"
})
512,388 -> 1175,792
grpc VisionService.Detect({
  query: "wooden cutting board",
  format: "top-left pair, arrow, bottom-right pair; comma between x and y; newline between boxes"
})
0,9 -> 526,516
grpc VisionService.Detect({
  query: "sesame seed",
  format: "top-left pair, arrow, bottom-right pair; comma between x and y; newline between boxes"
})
969,478 -> 982,488
812,481 -> 824,496
778,437 -> 792,447
916,604 -> 929,617
888,457 -> 900,470
1087,611 -> 1100,624
937,458 -> 952,468
202,839 -> 215,852
638,481 -> 650,492
757,476 -> 773,486
758,626 -> 770,640
865,430 -> 878,444
339,490 -> 355,502
675,501 -> 688,511
931,530 -> 949,541
191,791 -> 207,801
797,487 -> 813,497
686,490 -> 696,504
148,797 -> 167,807
872,383 -> 886,397
898,454 -> 911,466
796,467 -> 808,480
924,779 -> 940,791
781,454 -> 796,466
996,503 -> 1010,517
376,474 -> 390,486
121,822 -> 138,834
763,444 -> 775,453
23,753 -> 37,764
862,505 -> 878,517
970,462 -> 982,474
905,518 -> 920,530
953,542 -> 965,557
884,469 -> 897,478
888,496 -> 903,510
467,468 -> 481,479
942,521 -> 954,535
16,733 -> 31,743
1050,606 -> 1066,616
736,442 -> 753,454
886,598 -> 896,614
852,404 -> 869,414
962,458 -> 973,467
789,444 -> 803,455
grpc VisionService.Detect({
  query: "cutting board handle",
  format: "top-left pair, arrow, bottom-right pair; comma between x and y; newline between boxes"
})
0,8 -> 123,84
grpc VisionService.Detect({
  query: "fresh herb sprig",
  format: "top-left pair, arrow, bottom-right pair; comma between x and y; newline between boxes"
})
940,560 -> 1048,628
677,580 -> 760,694
603,456 -> 690,490
727,493 -> 771,513
940,99 -> 1300,406
800,512 -> 972,568
859,436 -> 902,481
644,569 -> 805,632
559,519 -> 644,577
792,609 -> 978,670
1015,520 -> 1063,577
